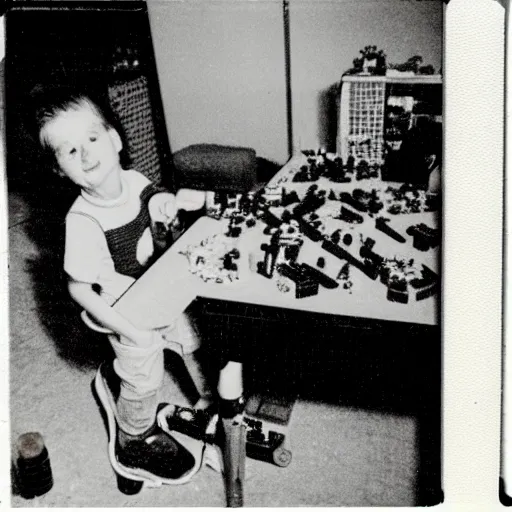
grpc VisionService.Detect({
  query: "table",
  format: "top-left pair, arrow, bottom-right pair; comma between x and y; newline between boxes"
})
116,154 -> 440,327
114,153 -> 441,506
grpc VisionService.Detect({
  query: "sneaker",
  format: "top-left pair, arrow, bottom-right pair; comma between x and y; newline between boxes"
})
94,361 -> 198,486
117,422 -> 195,481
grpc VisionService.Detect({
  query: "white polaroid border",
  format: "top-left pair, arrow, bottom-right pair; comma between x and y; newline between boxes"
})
0,0 -> 507,510
444,0 -> 505,509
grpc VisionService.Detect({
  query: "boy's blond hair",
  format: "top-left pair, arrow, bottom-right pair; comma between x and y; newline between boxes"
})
31,87 -> 122,173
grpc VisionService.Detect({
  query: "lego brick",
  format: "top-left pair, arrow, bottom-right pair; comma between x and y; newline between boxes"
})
359,245 -> 385,267
321,240 -> 378,281
262,209 -> 283,228
295,280 -> 319,298
416,284 -> 438,301
387,283 -> 409,304
296,219 -> 324,242
375,217 -> 406,243
339,206 -> 364,224
340,191 -> 368,213
299,263 -> 339,289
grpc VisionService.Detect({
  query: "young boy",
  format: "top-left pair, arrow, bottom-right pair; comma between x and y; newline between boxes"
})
34,88 -> 212,484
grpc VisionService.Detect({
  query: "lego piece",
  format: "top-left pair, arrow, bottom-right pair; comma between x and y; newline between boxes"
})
416,283 -> 438,301
416,224 -> 440,248
262,209 -> 283,228
387,279 -> 409,304
322,239 -> 356,263
339,206 -> 364,224
410,264 -> 438,289
262,187 -> 283,207
359,245 -> 385,267
340,191 -> 368,213
363,237 -> 376,250
226,226 -> 242,238
412,235 -> 430,252
276,263 -> 319,298
244,421 -> 290,467
296,219 -> 324,242
406,222 -> 440,251
321,240 -> 378,280
257,240 -> 279,278
295,279 -> 319,299
164,405 -> 217,442
284,244 -> 301,262
375,217 -> 406,243
299,263 -> 339,289
281,189 -> 300,206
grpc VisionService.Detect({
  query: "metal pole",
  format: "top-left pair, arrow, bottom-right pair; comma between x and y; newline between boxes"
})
283,0 -> 293,158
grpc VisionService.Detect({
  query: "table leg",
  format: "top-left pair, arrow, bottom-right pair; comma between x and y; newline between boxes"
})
218,362 -> 246,508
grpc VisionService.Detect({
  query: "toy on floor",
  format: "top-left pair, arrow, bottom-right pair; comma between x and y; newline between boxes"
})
160,396 -> 295,468
243,394 -> 295,468
16,432 -> 54,499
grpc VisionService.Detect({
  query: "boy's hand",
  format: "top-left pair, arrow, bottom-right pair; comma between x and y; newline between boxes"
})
176,189 -> 206,211
149,193 -> 178,227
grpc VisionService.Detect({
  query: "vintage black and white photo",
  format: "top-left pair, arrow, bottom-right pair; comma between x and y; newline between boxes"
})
5,0 -> 444,506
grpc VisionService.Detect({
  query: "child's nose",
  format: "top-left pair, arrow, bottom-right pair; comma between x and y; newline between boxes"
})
81,144 -> 92,163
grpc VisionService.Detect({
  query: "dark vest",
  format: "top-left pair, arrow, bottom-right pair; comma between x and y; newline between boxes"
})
103,184 -> 159,279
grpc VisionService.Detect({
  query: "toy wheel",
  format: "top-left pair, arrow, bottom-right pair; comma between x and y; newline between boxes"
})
273,447 -> 292,467
117,474 -> 143,495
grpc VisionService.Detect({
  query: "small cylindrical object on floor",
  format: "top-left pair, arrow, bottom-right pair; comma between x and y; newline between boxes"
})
16,432 -> 53,499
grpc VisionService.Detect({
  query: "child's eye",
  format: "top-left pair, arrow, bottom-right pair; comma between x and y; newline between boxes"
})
89,135 -> 98,142
69,148 -> 77,156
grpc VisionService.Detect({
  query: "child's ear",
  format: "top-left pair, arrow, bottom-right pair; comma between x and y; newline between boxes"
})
108,127 -> 123,153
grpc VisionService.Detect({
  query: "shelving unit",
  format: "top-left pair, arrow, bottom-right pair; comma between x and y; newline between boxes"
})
338,74 -> 442,183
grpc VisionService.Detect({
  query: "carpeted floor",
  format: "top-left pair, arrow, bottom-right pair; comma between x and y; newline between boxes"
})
8,188 -> 431,507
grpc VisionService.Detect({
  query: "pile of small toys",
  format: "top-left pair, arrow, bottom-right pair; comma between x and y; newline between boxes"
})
182,150 -> 440,303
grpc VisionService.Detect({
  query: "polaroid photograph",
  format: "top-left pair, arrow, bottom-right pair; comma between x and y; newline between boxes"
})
0,0 -> 500,508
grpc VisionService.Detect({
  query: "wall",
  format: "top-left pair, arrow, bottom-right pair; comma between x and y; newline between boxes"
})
148,0 -> 443,166
148,0 -> 288,164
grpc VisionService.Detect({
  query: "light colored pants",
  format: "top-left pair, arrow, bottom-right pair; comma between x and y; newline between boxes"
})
108,312 -> 201,436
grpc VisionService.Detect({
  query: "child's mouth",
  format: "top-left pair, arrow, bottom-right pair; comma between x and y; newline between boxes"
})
84,163 -> 100,173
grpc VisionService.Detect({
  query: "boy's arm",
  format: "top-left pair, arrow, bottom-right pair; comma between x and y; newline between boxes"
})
69,279 -> 153,347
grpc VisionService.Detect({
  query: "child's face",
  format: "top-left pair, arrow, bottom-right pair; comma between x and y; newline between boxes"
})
42,104 -> 123,192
